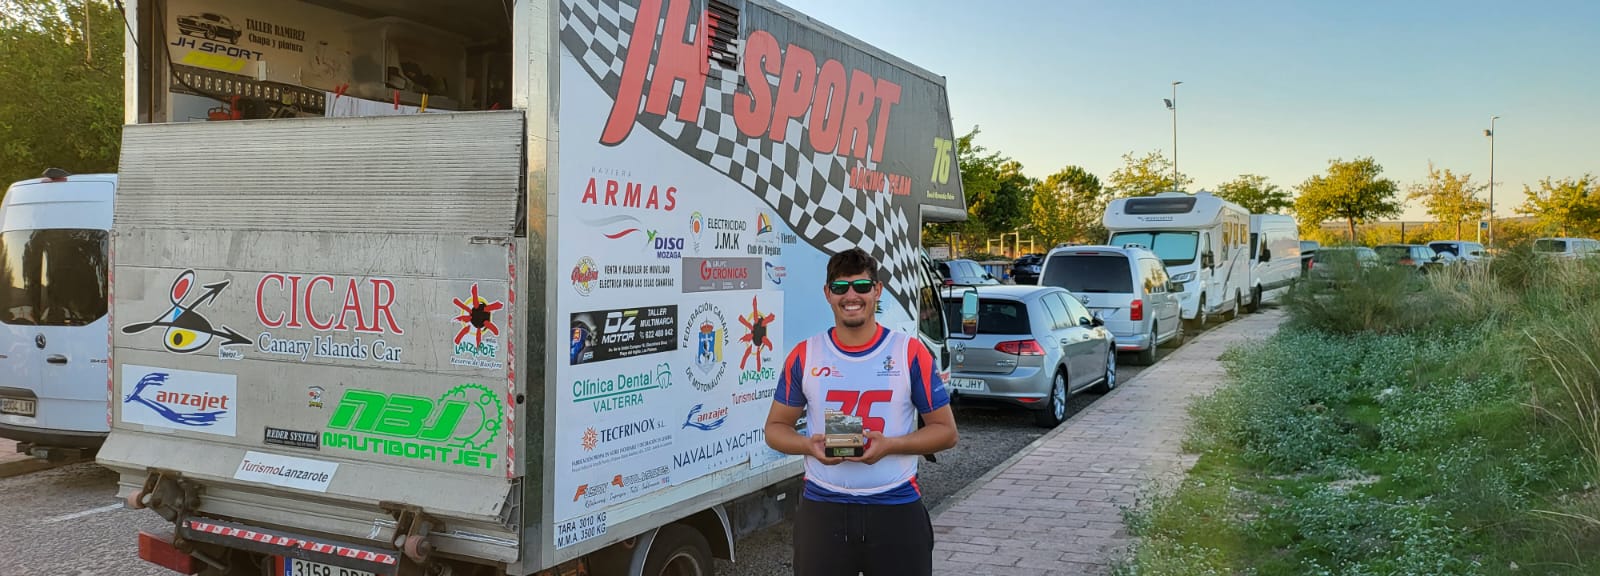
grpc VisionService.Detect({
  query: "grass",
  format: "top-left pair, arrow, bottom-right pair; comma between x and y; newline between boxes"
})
1115,249 -> 1600,576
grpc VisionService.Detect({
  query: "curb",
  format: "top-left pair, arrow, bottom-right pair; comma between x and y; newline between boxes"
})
0,457 -> 61,479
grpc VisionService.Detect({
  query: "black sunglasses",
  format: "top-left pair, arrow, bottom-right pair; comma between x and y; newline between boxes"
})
827,280 -> 876,295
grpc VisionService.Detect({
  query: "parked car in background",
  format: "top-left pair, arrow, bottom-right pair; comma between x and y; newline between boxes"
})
937,258 -> 1003,286
1010,253 -> 1045,284
1037,245 -> 1183,364
1427,241 -> 1488,266
1248,214 -> 1301,312
942,286 -> 1116,428
1374,243 -> 1448,274
1307,246 -> 1379,288
1533,237 -> 1600,259
0,169 -> 115,453
1299,240 -> 1320,276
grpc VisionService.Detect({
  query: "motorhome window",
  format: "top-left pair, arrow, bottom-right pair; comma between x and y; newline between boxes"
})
1109,231 -> 1199,266
1123,197 -> 1197,214
1040,255 -> 1134,294
0,229 -> 109,326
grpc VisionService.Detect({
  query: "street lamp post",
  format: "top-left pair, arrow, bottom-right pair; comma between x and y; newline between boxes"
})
1164,81 -> 1182,191
1485,116 -> 1499,246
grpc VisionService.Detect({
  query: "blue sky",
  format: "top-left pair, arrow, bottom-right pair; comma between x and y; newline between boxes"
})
782,0 -> 1600,220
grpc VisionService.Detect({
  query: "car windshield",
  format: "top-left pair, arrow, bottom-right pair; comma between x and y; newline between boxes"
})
1040,254 -> 1134,293
1534,239 -> 1567,253
1428,243 -> 1457,255
943,298 -> 1030,335
1375,246 -> 1414,260
0,229 -> 109,326
1109,231 -> 1198,266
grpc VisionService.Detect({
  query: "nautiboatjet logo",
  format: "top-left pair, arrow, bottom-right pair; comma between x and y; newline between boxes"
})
122,269 -> 250,354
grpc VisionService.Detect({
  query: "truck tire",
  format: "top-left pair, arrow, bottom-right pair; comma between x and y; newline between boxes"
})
643,524 -> 713,576
1247,286 -> 1262,313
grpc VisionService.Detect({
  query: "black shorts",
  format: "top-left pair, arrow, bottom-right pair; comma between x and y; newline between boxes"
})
792,498 -> 933,576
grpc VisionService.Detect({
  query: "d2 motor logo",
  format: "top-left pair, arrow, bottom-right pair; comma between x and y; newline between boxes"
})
122,269 -> 250,357
323,384 -> 506,470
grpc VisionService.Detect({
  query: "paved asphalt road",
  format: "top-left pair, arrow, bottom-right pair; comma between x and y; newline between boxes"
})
0,351 -> 1163,576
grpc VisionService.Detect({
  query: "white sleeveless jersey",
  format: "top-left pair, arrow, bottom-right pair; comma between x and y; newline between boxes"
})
799,328 -> 922,496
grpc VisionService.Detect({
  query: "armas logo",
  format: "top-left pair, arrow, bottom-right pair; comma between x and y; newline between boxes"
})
123,372 -> 229,427
122,270 -> 250,356
737,296 -> 777,385
323,384 -> 506,470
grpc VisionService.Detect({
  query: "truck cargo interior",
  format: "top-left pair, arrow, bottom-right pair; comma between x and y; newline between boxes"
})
133,0 -> 513,123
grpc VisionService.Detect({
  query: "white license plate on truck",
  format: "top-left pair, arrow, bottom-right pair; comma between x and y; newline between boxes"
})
948,378 -> 986,391
282,558 -> 374,576
0,398 -> 35,416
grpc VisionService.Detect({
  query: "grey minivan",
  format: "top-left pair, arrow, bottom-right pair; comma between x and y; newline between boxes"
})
1037,245 -> 1183,365
942,286 -> 1116,428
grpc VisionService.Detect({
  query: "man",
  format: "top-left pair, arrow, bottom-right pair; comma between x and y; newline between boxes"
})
765,248 -> 958,576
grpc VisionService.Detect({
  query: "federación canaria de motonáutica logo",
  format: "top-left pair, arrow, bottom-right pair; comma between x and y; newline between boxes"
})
682,302 -> 727,392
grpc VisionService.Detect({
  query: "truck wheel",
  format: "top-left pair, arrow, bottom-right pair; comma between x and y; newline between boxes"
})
1247,286 -> 1262,313
643,524 -> 713,576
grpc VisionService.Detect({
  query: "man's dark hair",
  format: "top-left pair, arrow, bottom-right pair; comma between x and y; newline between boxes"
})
826,248 -> 881,283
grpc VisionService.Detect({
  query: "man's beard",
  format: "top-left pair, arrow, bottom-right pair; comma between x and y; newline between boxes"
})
840,315 -> 868,329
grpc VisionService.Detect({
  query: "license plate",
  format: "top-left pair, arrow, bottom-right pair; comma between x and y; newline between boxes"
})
948,378 -> 986,391
282,558 -> 374,576
0,398 -> 35,416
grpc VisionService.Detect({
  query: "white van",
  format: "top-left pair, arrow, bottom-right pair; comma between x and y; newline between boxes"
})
1533,237 -> 1600,259
1104,191 -> 1251,329
1247,214 -> 1301,312
0,170 -> 115,451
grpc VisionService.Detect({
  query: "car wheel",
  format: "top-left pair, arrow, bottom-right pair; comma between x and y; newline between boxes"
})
1033,370 -> 1067,428
1162,318 -> 1186,349
1189,294 -> 1209,330
1247,286 -> 1262,313
1226,291 -> 1241,321
1092,345 -> 1118,393
1134,324 -> 1157,365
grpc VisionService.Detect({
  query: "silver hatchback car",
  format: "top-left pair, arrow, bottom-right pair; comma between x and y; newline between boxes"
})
1037,245 -> 1184,365
942,286 -> 1117,428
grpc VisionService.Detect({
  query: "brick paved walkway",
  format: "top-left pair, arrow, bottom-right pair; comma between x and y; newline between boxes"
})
930,310 -> 1287,575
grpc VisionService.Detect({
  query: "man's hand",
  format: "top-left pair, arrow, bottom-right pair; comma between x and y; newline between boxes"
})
809,434 -> 845,465
846,430 -> 898,465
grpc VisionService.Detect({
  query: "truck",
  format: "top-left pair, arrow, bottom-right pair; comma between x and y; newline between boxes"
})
1103,191 -> 1251,329
99,0 -> 971,575
1246,214 -> 1301,313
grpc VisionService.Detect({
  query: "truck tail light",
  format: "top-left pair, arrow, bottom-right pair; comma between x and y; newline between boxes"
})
995,340 -> 1046,356
1130,299 -> 1144,321
139,530 -> 197,575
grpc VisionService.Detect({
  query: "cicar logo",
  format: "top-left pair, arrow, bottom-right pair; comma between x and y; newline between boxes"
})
571,257 -> 600,296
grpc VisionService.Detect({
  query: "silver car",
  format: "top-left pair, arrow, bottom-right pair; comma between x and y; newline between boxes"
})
1037,245 -> 1184,365
942,286 -> 1116,428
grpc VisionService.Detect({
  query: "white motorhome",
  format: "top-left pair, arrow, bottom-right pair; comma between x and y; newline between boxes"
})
1247,214 -> 1301,312
102,1 -> 976,575
1104,192 -> 1250,328
0,170 -> 115,453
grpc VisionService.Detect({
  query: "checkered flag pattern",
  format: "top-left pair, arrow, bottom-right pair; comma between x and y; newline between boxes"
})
560,0 -> 925,315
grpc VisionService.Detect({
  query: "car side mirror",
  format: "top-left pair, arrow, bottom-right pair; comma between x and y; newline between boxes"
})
1167,280 -> 1184,292
1202,252 -> 1215,268
954,289 -> 979,339
1088,312 -> 1105,328
1260,248 -> 1271,262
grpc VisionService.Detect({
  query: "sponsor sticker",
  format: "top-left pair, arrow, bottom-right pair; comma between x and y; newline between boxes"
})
264,426 -> 321,450
571,362 -> 674,414
681,303 -> 729,392
569,305 -> 678,365
450,283 -> 506,370
322,384 -> 505,470
121,270 -> 250,359
681,257 -> 762,293
120,365 -> 238,437
234,450 -> 338,493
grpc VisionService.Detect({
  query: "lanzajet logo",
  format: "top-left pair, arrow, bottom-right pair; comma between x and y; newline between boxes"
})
682,403 -> 728,431
124,372 -> 229,427
122,269 -> 250,355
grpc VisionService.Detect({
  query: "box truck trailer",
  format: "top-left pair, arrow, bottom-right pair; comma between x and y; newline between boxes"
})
101,0 -> 971,574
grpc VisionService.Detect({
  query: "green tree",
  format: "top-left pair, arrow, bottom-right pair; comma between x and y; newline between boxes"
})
1106,151 -> 1191,198
1031,166 -> 1105,247
926,128 -> 1035,253
1293,157 -> 1403,242
0,0 -> 125,190
1406,162 -> 1487,240
1215,174 -> 1292,214
1517,174 -> 1600,237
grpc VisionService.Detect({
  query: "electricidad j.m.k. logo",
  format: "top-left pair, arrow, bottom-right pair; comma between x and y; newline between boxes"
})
122,269 -> 250,357
323,384 -> 506,470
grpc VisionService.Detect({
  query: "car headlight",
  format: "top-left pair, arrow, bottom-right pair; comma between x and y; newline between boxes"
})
1170,272 -> 1195,283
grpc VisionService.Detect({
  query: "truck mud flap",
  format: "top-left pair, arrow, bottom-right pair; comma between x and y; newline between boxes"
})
181,517 -> 400,575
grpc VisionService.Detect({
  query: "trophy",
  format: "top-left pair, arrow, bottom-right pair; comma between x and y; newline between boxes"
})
823,409 -> 865,458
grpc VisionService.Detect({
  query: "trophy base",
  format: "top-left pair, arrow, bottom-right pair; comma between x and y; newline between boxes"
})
824,434 -> 864,458
825,445 -> 864,458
